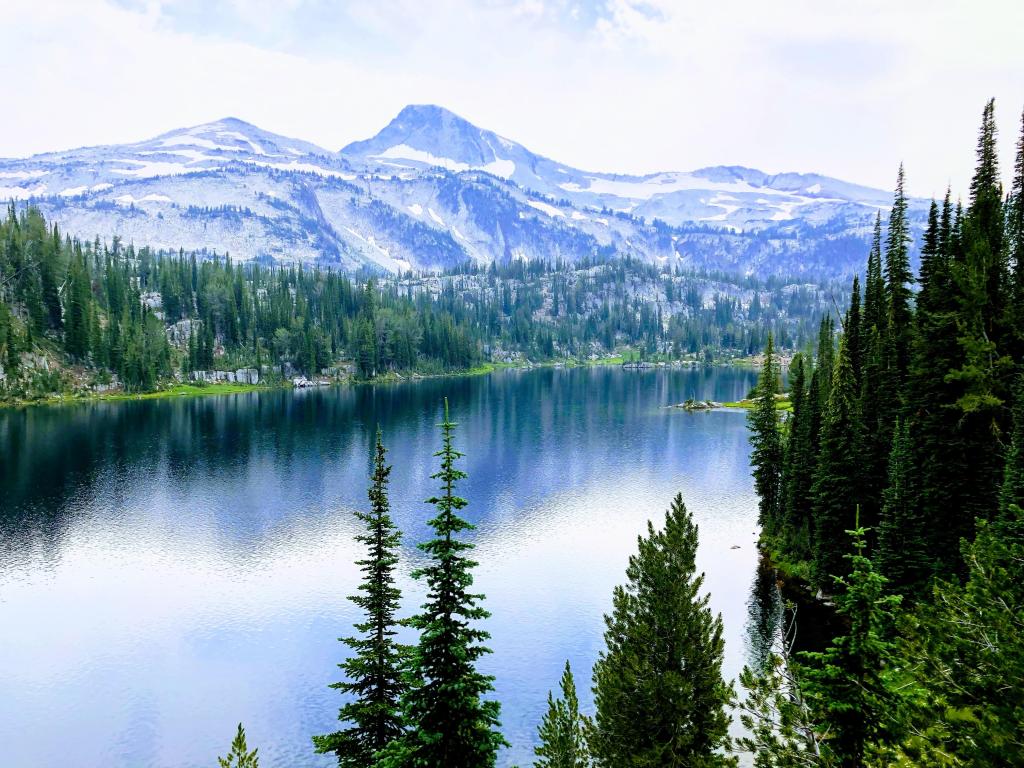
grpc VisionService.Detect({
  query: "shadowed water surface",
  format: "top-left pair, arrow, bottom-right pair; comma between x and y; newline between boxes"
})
0,366 -> 771,767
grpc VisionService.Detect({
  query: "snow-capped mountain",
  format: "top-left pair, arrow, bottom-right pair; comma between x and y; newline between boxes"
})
0,106 -> 924,277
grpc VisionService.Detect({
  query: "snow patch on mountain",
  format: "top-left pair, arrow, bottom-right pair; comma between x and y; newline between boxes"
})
528,200 -> 565,218
0,105 -> 926,278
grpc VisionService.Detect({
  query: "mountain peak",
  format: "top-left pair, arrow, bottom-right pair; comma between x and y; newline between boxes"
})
143,117 -> 330,158
393,103 -> 465,123
341,104 -> 527,176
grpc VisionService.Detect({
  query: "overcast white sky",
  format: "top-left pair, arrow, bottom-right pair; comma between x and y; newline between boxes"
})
3,0 -> 1023,197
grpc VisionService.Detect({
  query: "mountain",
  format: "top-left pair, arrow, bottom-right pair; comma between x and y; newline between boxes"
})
0,106 -> 925,277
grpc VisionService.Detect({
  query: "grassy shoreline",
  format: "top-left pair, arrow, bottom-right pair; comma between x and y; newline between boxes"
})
720,395 -> 793,411
1,355 -> 756,410
4,381 -> 274,408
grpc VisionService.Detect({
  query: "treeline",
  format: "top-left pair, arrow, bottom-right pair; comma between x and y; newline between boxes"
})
0,206 -> 833,400
0,212 -> 481,393
745,99 -> 1024,764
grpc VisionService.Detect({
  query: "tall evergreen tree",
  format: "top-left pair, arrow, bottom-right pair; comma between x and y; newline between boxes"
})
590,493 -> 736,768
384,400 -> 505,768
862,214 -> 886,338
533,662 -> 590,768
876,419 -> 929,597
884,164 -> 914,363
314,429 -> 407,767
844,276 -> 862,389
749,333 -> 783,535
811,336 -> 862,587
907,193 -> 972,577
999,377 -> 1024,517
781,353 -> 815,560
1010,108 -> 1024,350
945,98 -> 1012,537
858,212 -> 892,535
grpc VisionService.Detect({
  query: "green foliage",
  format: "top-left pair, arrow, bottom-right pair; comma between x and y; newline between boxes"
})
749,333 -> 784,534
800,521 -> 905,767
811,336 -> 862,587
218,723 -> 259,768
533,661 -> 590,768
590,493 -> 736,768
0,206 -> 839,401
383,400 -> 505,768
877,420 -> 930,597
907,504 -> 1024,766
1001,378 -> 1024,516
884,164 -> 914,392
314,429 -> 408,767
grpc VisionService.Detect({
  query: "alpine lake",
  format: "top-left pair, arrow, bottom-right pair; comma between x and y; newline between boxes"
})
0,365 -> 795,767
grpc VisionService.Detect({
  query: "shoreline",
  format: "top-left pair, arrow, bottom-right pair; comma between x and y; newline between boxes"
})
0,355 -> 760,410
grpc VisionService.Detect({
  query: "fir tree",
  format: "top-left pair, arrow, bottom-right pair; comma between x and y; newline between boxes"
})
314,429 -> 407,767
800,520 -> 905,768
590,493 -> 736,768
811,335 -> 862,587
781,353 -> 815,560
218,723 -> 259,768
945,99 -> 1013,539
862,213 -> 886,338
533,661 -> 590,768
383,400 -> 505,768
1010,108 -> 1024,350
843,276 -> 862,389
876,419 -> 929,596
884,164 -> 914,374
999,377 -> 1024,517
913,503 -> 1024,766
906,192 -> 969,578
749,333 -> 783,535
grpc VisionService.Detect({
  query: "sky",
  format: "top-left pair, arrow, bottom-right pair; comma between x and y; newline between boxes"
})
3,0 -> 1023,198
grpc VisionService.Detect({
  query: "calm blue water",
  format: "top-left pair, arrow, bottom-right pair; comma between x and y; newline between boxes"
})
0,366 -> 766,767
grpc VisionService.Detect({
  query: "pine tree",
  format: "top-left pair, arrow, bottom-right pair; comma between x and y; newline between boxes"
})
884,164 -> 914,386
844,276 -> 862,389
999,377 -> 1024,517
781,353 -> 815,560
218,723 -> 259,768
906,192 -> 969,579
64,250 -> 92,360
862,213 -> 886,338
314,429 -> 407,766
914,503 -> 1024,766
533,661 -> 590,768
383,400 -> 505,768
1010,108 -> 1024,351
800,520 -> 905,768
945,98 -> 1012,538
590,493 -> 736,768
811,336 -> 862,587
749,333 -> 783,535
876,419 -> 929,596
813,316 -> 835,418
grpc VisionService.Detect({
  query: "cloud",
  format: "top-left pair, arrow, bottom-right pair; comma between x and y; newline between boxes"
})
3,0 -> 1023,198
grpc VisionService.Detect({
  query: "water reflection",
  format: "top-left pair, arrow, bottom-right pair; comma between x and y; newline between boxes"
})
1,367 -> 763,767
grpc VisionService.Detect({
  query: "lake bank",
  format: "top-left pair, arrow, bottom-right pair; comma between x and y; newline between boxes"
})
1,354 -> 754,410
